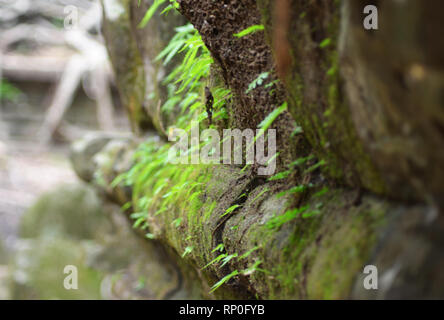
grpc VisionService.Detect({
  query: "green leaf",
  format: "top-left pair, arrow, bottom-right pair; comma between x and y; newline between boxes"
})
121,202 -> 132,211
138,0 -> 167,28
246,72 -> 269,94
202,253 -> 227,270
234,24 -> 265,38
220,253 -> 238,268
0,80 -> 21,102
319,38 -> 332,49
241,260 -> 265,276
251,187 -> 270,204
172,218 -> 182,228
276,185 -> 307,198
212,243 -> 225,253
182,246 -> 194,258
221,204 -> 241,217
304,159 -> 326,174
266,206 -> 309,229
161,4 -> 175,15
290,155 -> 314,167
239,246 -> 260,260
313,186 -> 329,198
133,217 -> 146,228
259,102 -> 287,131
210,270 -> 239,293
268,170 -> 290,181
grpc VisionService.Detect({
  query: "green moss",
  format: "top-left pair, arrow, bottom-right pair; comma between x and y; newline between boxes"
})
306,202 -> 387,299
257,0 -> 387,194
242,188 -> 388,299
11,238 -> 103,300
20,184 -> 107,240
112,133 -> 393,299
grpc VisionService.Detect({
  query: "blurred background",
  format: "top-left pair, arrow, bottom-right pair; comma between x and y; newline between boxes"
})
0,0 -> 160,299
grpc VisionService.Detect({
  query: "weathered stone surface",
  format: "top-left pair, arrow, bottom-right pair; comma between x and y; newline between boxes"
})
66,0 -> 444,300
352,205 -> 444,299
70,135 -> 444,299
257,0 -> 385,194
129,0 -> 187,137
70,132 -> 131,182
11,238 -> 103,299
177,0 -> 305,168
9,183 -> 203,299
101,0 -> 150,135
101,0 -> 186,137
339,0 -> 444,204
19,184 -> 109,240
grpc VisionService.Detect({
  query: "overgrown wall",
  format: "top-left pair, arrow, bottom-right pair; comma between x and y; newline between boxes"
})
73,0 -> 444,299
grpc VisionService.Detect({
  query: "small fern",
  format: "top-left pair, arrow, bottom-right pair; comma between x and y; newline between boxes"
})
246,72 -> 269,94
210,270 -> 239,293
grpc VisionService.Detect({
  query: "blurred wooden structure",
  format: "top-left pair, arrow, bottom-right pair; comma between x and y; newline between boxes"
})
0,0 -> 117,143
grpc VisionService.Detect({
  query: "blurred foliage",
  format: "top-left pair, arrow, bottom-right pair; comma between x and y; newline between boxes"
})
0,79 -> 21,102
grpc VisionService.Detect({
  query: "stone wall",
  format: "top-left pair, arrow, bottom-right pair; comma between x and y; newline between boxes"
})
74,0 -> 444,299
